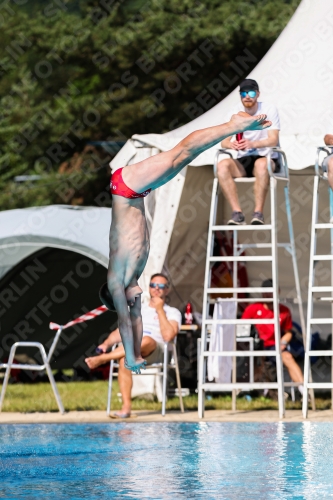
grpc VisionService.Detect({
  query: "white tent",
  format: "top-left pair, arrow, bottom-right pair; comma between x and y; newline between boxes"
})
0,206 -> 111,279
111,0 -> 333,306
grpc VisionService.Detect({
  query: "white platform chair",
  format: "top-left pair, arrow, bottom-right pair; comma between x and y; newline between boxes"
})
106,341 -> 185,416
0,327 -> 65,414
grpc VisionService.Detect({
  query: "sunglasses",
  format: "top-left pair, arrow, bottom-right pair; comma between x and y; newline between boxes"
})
149,283 -> 169,289
240,90 -> 257,98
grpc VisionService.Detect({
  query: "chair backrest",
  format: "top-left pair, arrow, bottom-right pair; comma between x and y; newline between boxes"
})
316,146 -> 333,178
46,327 -> 64,363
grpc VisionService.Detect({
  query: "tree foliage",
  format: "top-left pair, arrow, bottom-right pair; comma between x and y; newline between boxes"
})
0,0 -> 300,209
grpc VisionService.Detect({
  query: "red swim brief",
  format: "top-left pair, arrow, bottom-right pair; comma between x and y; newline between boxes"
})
110,168 -> 151,199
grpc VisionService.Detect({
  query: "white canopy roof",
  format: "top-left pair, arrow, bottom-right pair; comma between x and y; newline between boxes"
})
112,0 -> 333,172
0,206 -> 111,279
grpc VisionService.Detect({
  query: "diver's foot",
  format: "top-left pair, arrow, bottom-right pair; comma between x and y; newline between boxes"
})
124,358 -> 147,374
99,283 -> 116,311
231,111 -> 272,133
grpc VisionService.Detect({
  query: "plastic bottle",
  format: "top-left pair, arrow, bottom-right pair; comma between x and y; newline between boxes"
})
184,302 -> 193,325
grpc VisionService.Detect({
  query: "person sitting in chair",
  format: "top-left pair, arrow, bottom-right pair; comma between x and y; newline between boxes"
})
216,79 -> 280,225
85,273 -> 181,418
241,278 -> 304,397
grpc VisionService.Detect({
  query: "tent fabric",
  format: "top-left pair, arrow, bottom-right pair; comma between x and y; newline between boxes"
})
0,246 -> 117,370
0,206 -> 111,279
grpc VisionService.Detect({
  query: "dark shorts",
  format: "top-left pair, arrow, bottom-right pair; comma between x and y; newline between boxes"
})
265,344 -> 290,364
237,155 -> 281,178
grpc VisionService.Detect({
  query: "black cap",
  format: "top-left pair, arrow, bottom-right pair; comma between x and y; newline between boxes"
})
261,278 -> 273,288
239,79 -> 259,92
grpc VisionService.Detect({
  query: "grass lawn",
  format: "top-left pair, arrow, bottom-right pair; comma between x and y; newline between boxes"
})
0,381 -> 331,413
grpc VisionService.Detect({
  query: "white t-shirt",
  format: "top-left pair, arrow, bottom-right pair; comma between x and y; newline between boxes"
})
142,302 -> 182,344
229,101 -> 280,159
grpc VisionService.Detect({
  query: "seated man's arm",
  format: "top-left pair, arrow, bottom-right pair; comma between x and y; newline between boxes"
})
97,328 -> 122,352
157,311 -> 178,342
239,129 -> 279,151
280,307 -> 293,351
324,134 -> 333,146
221,135 -> 239,150
280,330 -> 292,351
151,298 -> 179,342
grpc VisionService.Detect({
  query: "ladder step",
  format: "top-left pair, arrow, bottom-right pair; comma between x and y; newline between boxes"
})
306,350 -> 333,356
212,225 -> 273,231
238,244 -> 272,249
307,383 -> 333,389
310,318 -> 333,324
207,287 -> 274,294
313,255 -> 333,261
209,256 -> 273,262
204,319 -> 275,325
314,223 -> 333,229
311,286 -> 333,293
202,383 -> 279,391
202,350 -> 276,357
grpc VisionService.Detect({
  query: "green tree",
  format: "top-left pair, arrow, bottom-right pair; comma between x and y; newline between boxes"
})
0,0 -> 300,209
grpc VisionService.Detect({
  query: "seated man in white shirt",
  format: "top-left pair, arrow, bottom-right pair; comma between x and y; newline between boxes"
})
217,78 -> 280,225
85,273 -> 181,418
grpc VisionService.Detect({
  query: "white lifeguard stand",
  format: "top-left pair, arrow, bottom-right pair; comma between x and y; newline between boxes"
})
303,147 -> 333,417
198,147 -> 310,419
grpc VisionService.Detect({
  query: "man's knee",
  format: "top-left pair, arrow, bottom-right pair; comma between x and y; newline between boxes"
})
254,158 -> 268,174
254,158 -> 270,177
217,158 -> 235,178
282,351 -> 294,365
141,336 -> 157,357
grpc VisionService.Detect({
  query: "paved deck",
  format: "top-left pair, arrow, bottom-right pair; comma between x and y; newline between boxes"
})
0,409 -> 333,424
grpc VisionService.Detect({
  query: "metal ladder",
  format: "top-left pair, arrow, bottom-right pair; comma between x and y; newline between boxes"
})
198,147 -> 310,419
303,146 -> 333,418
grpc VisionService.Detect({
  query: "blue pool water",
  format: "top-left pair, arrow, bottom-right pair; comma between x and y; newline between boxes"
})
0,422 -> 333,499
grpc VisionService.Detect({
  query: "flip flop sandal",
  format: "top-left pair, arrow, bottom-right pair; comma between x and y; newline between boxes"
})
109,412 -> 137,419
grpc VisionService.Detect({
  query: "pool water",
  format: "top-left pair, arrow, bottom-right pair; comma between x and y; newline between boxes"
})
0,422 -> 333,499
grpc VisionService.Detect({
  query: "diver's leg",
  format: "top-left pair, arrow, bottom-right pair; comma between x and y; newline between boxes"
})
129,294 -> 144,361
108,283 -> 137,368
123,113 -> 270,193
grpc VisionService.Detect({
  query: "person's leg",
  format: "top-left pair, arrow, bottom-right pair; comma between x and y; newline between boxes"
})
122,113 -> 271,194
108,281 -> 145,371
140,336 -> 158,358
85,344 -> 126,370
118,357 -> 133,416
216,158 -> 246,213
282,351 -> 304,383
129,294 -> 144,362
252,157 -> 276,214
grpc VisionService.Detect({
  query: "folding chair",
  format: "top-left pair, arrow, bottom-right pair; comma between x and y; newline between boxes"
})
0,305 -> 108,414
106,341 -> 185,417
0,327 -> 65,414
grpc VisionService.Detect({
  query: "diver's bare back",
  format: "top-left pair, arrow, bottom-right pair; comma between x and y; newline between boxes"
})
109,194 -> 149,290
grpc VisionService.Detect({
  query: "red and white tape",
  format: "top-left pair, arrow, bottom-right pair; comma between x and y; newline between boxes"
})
49,305 -> 108,331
